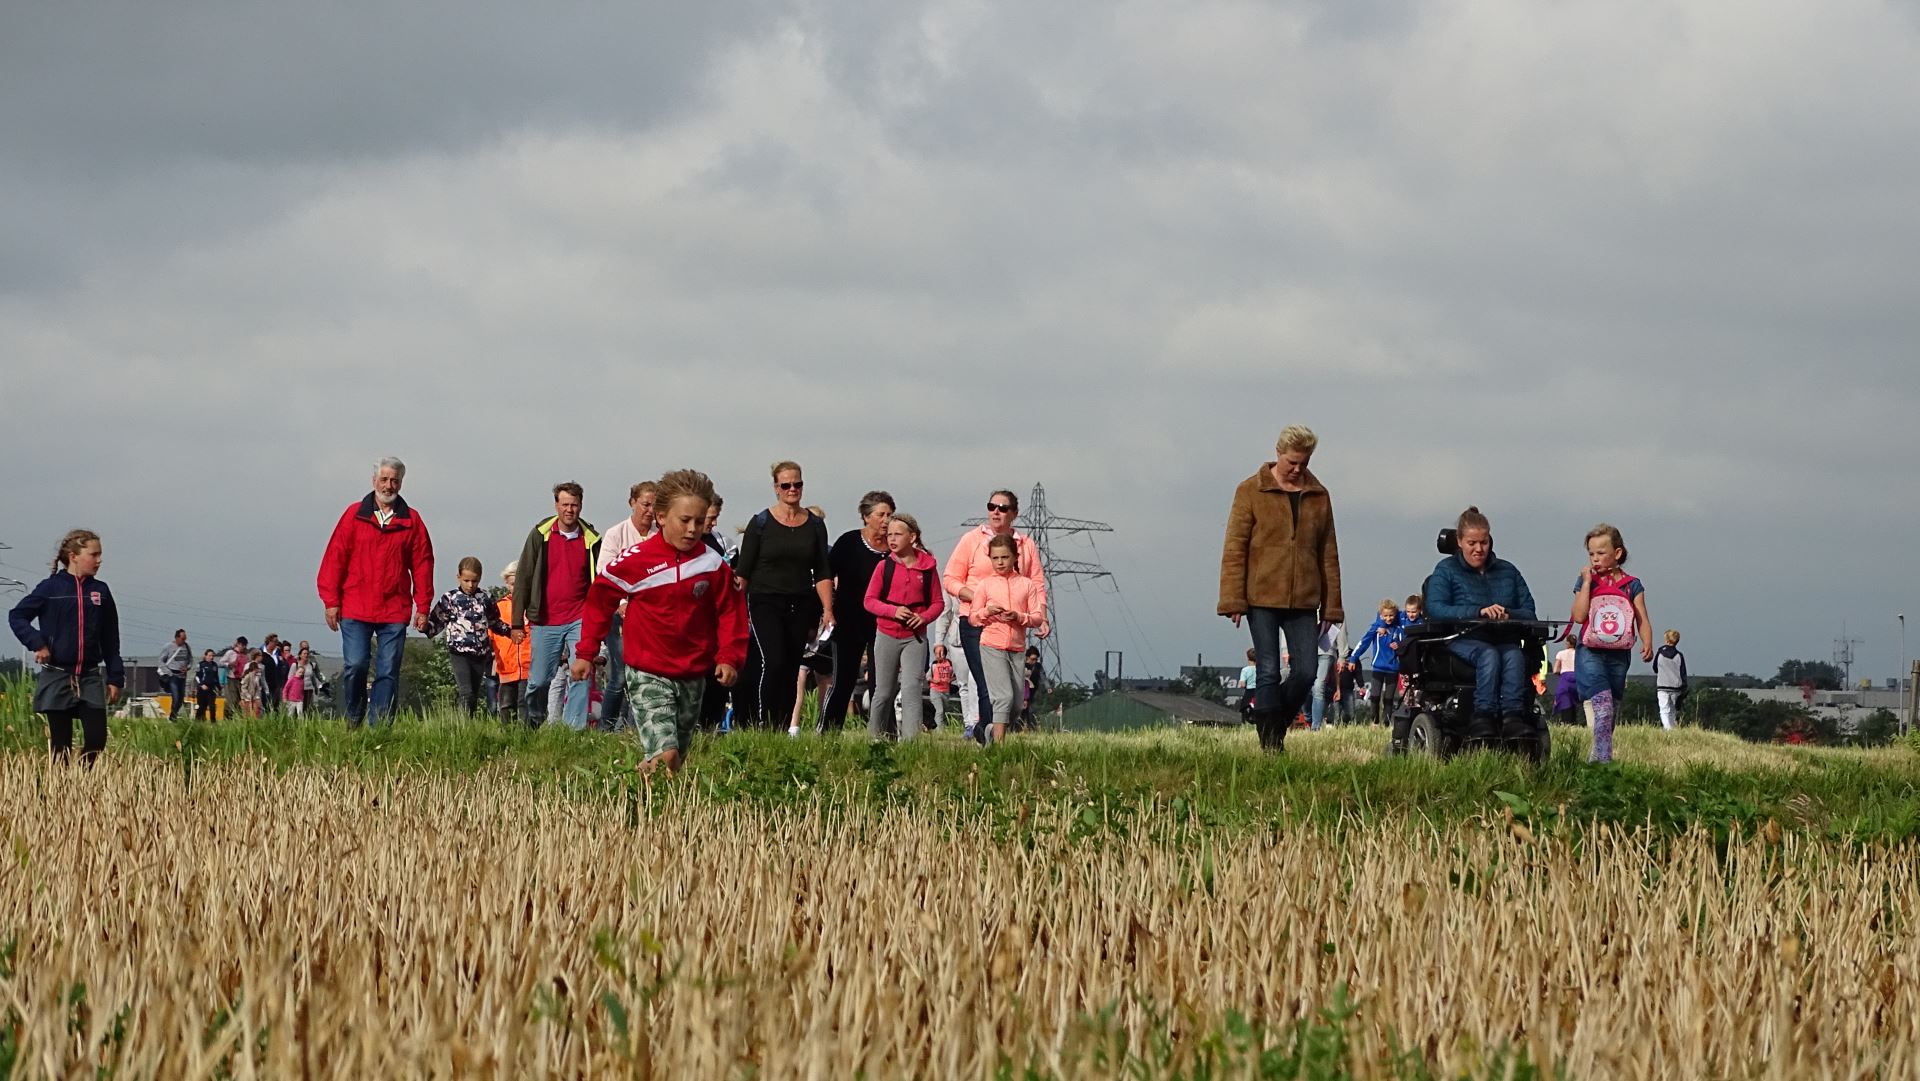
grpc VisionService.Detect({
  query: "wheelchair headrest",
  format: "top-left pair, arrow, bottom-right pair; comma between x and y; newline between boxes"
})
1436,528 -> 1458,555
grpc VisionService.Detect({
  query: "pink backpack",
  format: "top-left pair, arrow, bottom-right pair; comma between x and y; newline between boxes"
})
1582,575 -> 1638,650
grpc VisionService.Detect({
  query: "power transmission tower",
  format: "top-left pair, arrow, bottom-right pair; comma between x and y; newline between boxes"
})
0,541 -> 23,594
961,483 -> 1112,680
1833,630 -> 1865,690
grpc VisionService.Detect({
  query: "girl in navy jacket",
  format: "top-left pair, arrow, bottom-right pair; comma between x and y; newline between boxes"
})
7,529 -> 122,763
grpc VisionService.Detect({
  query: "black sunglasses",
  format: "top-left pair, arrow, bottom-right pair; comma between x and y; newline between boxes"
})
778,481 -> 805,491
986,502 -> 1014,513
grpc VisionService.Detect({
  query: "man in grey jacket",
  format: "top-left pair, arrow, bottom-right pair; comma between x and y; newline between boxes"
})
159,628 -> 192,721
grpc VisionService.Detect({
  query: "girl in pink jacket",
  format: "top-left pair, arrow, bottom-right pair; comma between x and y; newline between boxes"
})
862,513 -> 945,742
967,534 -> 1045,744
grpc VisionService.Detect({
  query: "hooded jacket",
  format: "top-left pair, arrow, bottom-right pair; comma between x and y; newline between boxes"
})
1347,614 -> 1406,673
576,533 -> 748,681
1217,464 -> 1344,623
967,570 -> 1044,652
1425,551 -> 1537,625
8,570 -> 124,687
316,493 -> 436,625
864,550 -> 947,641
943,526 -> 1048,620
512,515 -> 602,628
1654,645 -> 1689,692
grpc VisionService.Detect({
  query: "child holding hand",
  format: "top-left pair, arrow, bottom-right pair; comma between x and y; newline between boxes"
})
967,534 -> 1045,745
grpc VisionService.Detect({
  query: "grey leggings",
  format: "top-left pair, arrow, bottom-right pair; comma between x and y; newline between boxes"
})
869,634 -> 928,741
980,646 -> 1026,730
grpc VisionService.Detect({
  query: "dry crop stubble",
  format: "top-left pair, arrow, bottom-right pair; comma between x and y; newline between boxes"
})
0,756 -> 1915,1079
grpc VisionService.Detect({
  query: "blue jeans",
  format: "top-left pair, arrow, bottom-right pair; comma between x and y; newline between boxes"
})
1310,653 -> 1334,730
1247,607 -> 1318,721
602,622 -> 629,732
340,619 -> 406,726
1576,646 -> 1630,702
1448,638 -> 1528,717
161,673 -> 187,719
527,621 -> 588,730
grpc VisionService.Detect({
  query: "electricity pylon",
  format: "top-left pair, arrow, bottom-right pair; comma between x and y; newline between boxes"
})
961,483 -> 1112,680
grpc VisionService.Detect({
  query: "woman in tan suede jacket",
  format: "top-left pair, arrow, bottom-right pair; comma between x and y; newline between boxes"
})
1218,425 -> 1344,752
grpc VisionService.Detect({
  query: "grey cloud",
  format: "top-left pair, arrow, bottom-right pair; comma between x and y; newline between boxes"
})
6,0 -> 1920,683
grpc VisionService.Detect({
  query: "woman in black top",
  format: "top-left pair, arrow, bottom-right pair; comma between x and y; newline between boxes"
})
734,460 -> 834,728
818,490 -> 893,733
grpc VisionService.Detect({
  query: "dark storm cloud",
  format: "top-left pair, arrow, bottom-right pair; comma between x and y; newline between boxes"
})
4,0 -> 1919,683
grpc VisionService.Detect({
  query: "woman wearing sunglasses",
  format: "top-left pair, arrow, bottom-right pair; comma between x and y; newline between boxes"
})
942,489 -> 1050,744
735,460 -> 834,729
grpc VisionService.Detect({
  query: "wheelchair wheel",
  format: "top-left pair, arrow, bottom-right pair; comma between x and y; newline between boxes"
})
1407,712 -> 1454,759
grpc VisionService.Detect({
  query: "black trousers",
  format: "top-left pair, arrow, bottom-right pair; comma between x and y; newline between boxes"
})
819,615 -> 875,732
701,677 -> 730,730
49,707 -> 108,765
450,652 -> 491,716
196,688 -> 217,720
496,680 -> 524,723
741,593 -> 821,728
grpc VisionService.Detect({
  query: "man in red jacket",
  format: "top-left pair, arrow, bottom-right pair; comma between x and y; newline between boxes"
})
316,456 -> 435,727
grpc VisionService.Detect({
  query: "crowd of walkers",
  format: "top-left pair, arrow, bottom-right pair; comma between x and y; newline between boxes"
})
11,433 -> 1675,771
1217,425 -> 1670,764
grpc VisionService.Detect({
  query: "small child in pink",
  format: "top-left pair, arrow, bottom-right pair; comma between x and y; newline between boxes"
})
967,534 -> 1045,744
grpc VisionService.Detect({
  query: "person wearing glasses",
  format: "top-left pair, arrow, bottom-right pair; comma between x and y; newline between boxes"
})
1217,425 -> 1345,753
735,460 -> 833,729
943,488 -> 1050,745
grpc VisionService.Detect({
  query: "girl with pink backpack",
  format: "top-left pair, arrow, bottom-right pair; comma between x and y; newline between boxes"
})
1570,523 -> 1654,763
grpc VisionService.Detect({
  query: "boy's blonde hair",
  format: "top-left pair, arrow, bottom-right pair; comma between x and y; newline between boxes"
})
655,469 -> 717,516
1586,523 -> 1629,565
1664,629 -> 1680,646
1378,597 -> 1400,614
1276,425 -> 1318,455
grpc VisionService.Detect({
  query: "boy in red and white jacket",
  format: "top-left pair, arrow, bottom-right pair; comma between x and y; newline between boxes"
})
573,470 -> 746,774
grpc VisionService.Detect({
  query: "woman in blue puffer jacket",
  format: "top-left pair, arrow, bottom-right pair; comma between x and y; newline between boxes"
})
1424,506 -> 1536,750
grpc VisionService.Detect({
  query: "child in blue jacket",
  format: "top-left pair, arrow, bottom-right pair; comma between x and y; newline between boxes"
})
1345,598 -> 1406,726
7,529 -> 122,764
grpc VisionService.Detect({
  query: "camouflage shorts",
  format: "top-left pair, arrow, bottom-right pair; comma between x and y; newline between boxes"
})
625,670 -> 705,760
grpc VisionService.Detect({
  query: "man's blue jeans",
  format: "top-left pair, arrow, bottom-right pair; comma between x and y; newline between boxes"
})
341,619 -> 406,727
161,673 -> 187,720
1447,637 -> 1528,717
527,621 -> 589,730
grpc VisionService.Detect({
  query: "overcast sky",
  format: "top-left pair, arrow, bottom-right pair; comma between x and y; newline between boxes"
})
5,1 -> 1919,686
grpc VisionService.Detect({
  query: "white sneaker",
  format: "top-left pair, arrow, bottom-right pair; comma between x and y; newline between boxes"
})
787,725 -> 800,737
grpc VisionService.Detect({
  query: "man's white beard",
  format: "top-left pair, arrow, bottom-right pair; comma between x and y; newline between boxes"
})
375,490 -> 397,506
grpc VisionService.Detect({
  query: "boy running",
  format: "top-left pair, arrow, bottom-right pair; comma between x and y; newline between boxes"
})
572,470 -> 747,775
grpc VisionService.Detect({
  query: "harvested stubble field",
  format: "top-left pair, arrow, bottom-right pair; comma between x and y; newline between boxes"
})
0,712 -> 1917,1079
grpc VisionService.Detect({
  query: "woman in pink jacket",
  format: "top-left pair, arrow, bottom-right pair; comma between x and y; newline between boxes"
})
943,488 -> 1048,744
967,534 -> 1045,745
862,513 -> 945,742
